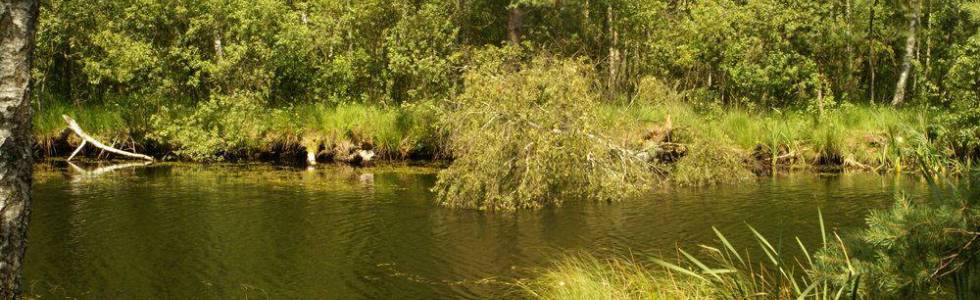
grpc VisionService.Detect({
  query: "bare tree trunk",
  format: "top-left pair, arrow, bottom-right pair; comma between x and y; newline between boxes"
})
607,5 -> 620,96
844,0 -> 854,95
0,0 -> 39,297
817,77 -> 825,116
892,0 -> 920,106
213,36 -> 223,61
924,0 -> 932,86
507,6 -> 525,46
868,0 -> 877,103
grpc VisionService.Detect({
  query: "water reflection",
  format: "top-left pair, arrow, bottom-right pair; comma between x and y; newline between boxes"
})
67,161 -> 153,183
25,164 -> 930,299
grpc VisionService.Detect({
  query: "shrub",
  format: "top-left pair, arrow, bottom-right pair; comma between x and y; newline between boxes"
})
150,92 -> 268,161
433,57 -> 653,210
816,186 -> 980,299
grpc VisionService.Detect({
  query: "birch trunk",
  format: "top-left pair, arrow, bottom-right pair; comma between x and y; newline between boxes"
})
607,5 -> 620,95
507,6 -> 525,46
868,0 -> 877,103
892,0 -> 920,106
0,0 -> 39,297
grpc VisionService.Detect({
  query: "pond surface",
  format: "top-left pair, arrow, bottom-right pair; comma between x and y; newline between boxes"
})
24,161 -> 929,299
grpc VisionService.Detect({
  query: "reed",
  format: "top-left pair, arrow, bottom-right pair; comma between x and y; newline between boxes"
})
520,254 -> 713,300
524,211 -> 863,299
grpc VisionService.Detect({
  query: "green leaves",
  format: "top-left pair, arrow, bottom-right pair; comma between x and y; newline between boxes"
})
433,56 -> 652,210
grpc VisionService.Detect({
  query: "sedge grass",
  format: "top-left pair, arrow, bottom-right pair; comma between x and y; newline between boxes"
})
524,211 -> 862,300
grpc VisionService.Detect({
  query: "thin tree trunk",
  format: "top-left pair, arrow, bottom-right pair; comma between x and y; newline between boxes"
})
0,0 -> 40,297
818,76 -> 825,116
607,5 -> 620,96
507,6 -> 525,45
214,36 -> 223,61
868,0 -> 877,103
892,0 -> 920,106
924,0 -> 932,88
845,0 -> 853,95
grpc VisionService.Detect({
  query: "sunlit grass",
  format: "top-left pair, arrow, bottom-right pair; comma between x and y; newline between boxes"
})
34,98 -> 955,175
34,101 -> 443,160
520,254 -> 713,300
524,211 -> 862,299
277,102 -> 442,159
600,100 -> 945,183
34,101 -> 134,155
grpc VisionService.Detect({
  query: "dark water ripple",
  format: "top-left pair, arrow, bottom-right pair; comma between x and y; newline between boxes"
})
25,162 -> 927,299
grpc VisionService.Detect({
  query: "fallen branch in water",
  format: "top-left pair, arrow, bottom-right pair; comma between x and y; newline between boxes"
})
62,115 -> 154,161
843,158 -> 872,170
68,161 -> 153,182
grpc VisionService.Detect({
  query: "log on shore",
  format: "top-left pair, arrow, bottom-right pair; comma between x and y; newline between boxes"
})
62,115 -> 153,161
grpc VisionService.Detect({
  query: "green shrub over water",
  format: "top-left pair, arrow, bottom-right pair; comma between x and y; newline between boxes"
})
815,179 -> 980,299
433,57 -> 653,210
150,92 -> 268,161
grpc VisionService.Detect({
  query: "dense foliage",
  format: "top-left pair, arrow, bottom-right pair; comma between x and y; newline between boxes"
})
433,56 -> 652,210
813,178 -> 980,299
34,0 -> 980,108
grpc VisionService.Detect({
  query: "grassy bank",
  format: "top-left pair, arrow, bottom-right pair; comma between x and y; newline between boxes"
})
34,101 -> 445,162
35,101 -> 968,178
600,101 -> 957,185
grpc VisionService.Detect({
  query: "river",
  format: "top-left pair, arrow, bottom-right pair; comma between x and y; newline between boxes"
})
23,161 -> 928,299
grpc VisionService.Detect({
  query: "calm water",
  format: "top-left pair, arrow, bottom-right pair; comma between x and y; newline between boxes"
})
24,161 -> 928,299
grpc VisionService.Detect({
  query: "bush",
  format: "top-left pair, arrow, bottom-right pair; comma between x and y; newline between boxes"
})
816,186 -> 980,299
150,92 -> 268,161
433,57 -> 653,210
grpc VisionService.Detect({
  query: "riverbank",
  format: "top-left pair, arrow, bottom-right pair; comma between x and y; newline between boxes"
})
34,101 -> 969,183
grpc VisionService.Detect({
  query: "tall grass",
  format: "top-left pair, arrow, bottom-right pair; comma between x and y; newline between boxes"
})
280,102 -> 442,159
35,101 -> 131,141
34,100 -> 443,161
35,98 -> 960,175
649,211 -> 860,299
34,101 -> 134,155
600,100 -> 952,184
524,211 -> 862,299
520,254 -> 714,300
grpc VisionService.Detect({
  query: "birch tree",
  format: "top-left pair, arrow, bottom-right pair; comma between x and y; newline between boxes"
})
0,0 -> 39,297
892,0 -> 921,105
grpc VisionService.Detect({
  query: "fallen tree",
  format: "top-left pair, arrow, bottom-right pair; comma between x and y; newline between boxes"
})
433,57 -> 655,210
62,115 -> 153,161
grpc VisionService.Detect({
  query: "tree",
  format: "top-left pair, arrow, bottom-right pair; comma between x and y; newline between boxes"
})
892,0 -> 921,105
0,0 -> 39,297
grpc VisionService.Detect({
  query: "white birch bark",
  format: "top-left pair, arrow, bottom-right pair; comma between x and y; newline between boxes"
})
0,0 -> 39,296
